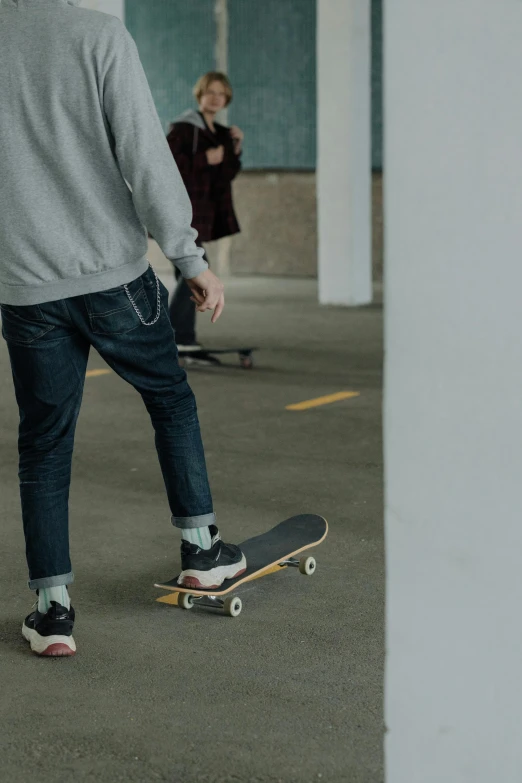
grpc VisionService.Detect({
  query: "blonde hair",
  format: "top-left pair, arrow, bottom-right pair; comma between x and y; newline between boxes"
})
193,72 -> 233,107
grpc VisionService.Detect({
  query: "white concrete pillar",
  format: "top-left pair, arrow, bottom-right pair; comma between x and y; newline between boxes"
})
213,0 -> 231,276
80,0 -> 124,21
317,0 -> 372,306
385,2 -> 522,782
214,0 -> 229,126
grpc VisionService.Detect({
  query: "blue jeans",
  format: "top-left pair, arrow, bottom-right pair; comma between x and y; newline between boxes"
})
1,266 -> 215,590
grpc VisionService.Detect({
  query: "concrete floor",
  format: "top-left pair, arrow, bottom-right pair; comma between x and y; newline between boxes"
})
0,270 -> 384,783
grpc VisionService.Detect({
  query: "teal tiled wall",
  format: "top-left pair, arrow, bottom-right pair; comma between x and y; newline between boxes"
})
126,0 -> 383,170
227,0 -> 316,170
125,0 -> 215,134
372,0 -> 383,170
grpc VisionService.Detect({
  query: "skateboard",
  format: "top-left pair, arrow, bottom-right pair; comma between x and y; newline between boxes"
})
155,514 -> 328,617
178,347 -> 258,369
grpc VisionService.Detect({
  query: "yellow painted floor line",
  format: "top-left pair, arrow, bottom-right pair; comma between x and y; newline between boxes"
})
86,369 -> 111,378
286,391 -> 360,411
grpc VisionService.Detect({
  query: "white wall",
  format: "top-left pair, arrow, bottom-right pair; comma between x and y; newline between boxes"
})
80,0 -> 123,20
316,0 -> 372,306
385,1 -> 522,781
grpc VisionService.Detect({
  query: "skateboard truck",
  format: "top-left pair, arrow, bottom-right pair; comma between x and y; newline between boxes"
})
280,556 -> 317,575
178,593 -> 243,617
176,556 -> 318,617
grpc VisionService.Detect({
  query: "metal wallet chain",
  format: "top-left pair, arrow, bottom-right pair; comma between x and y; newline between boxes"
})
123,264 -> 161,327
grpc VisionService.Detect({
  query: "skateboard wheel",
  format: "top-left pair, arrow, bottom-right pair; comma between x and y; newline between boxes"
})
240,356 -> 253,370
299,556 -> 316,576
223,596 -> 242,617
178,592 -> 194,610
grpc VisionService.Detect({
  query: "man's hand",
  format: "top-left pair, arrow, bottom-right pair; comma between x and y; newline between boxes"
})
229,125 -> 244,154
185,269 -> 225,323
206,145 -> 225,166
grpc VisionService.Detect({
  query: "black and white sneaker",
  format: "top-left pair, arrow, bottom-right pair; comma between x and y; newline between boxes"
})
22,601 -> 76,657
177,344 -> 222,367
177,343 -> 203,353
178,526 -> 247,589
183,352 -> 222,368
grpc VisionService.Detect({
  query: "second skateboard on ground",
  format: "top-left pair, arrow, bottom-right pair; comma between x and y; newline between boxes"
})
178,346 -> 258,369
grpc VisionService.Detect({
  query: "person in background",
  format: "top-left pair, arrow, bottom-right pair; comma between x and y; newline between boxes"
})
167,72 -> 244,364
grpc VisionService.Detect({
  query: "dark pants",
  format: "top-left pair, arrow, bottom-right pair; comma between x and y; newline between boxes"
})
0,266 -> 215,590
169,247 -> 209,345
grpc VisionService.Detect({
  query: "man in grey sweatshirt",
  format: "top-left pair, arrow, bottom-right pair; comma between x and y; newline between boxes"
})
0,0 -> 246,657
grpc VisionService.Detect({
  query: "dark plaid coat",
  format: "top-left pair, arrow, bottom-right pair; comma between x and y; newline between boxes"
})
167,117 -> 241,242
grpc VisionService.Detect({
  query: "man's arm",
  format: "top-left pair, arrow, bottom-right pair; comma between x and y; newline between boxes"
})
101,21 -> 207,280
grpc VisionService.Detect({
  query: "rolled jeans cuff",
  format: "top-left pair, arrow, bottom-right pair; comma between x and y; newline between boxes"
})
171,512 -> 216,530
28,571 -> 75,591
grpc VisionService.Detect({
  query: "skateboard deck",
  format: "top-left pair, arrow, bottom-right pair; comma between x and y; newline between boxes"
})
155,514 -> 328,616
178,347 -> 258,369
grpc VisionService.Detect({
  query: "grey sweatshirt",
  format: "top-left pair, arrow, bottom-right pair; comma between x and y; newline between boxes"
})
0,0 -> 207,306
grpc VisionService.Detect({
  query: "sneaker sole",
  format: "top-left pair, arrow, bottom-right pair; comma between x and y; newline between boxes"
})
22,623 -> 76,657
177,556 -> 247,590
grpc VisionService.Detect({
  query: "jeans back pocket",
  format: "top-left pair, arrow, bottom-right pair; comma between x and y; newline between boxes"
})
86,276 -> 152,335
0,304 -> 54,345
